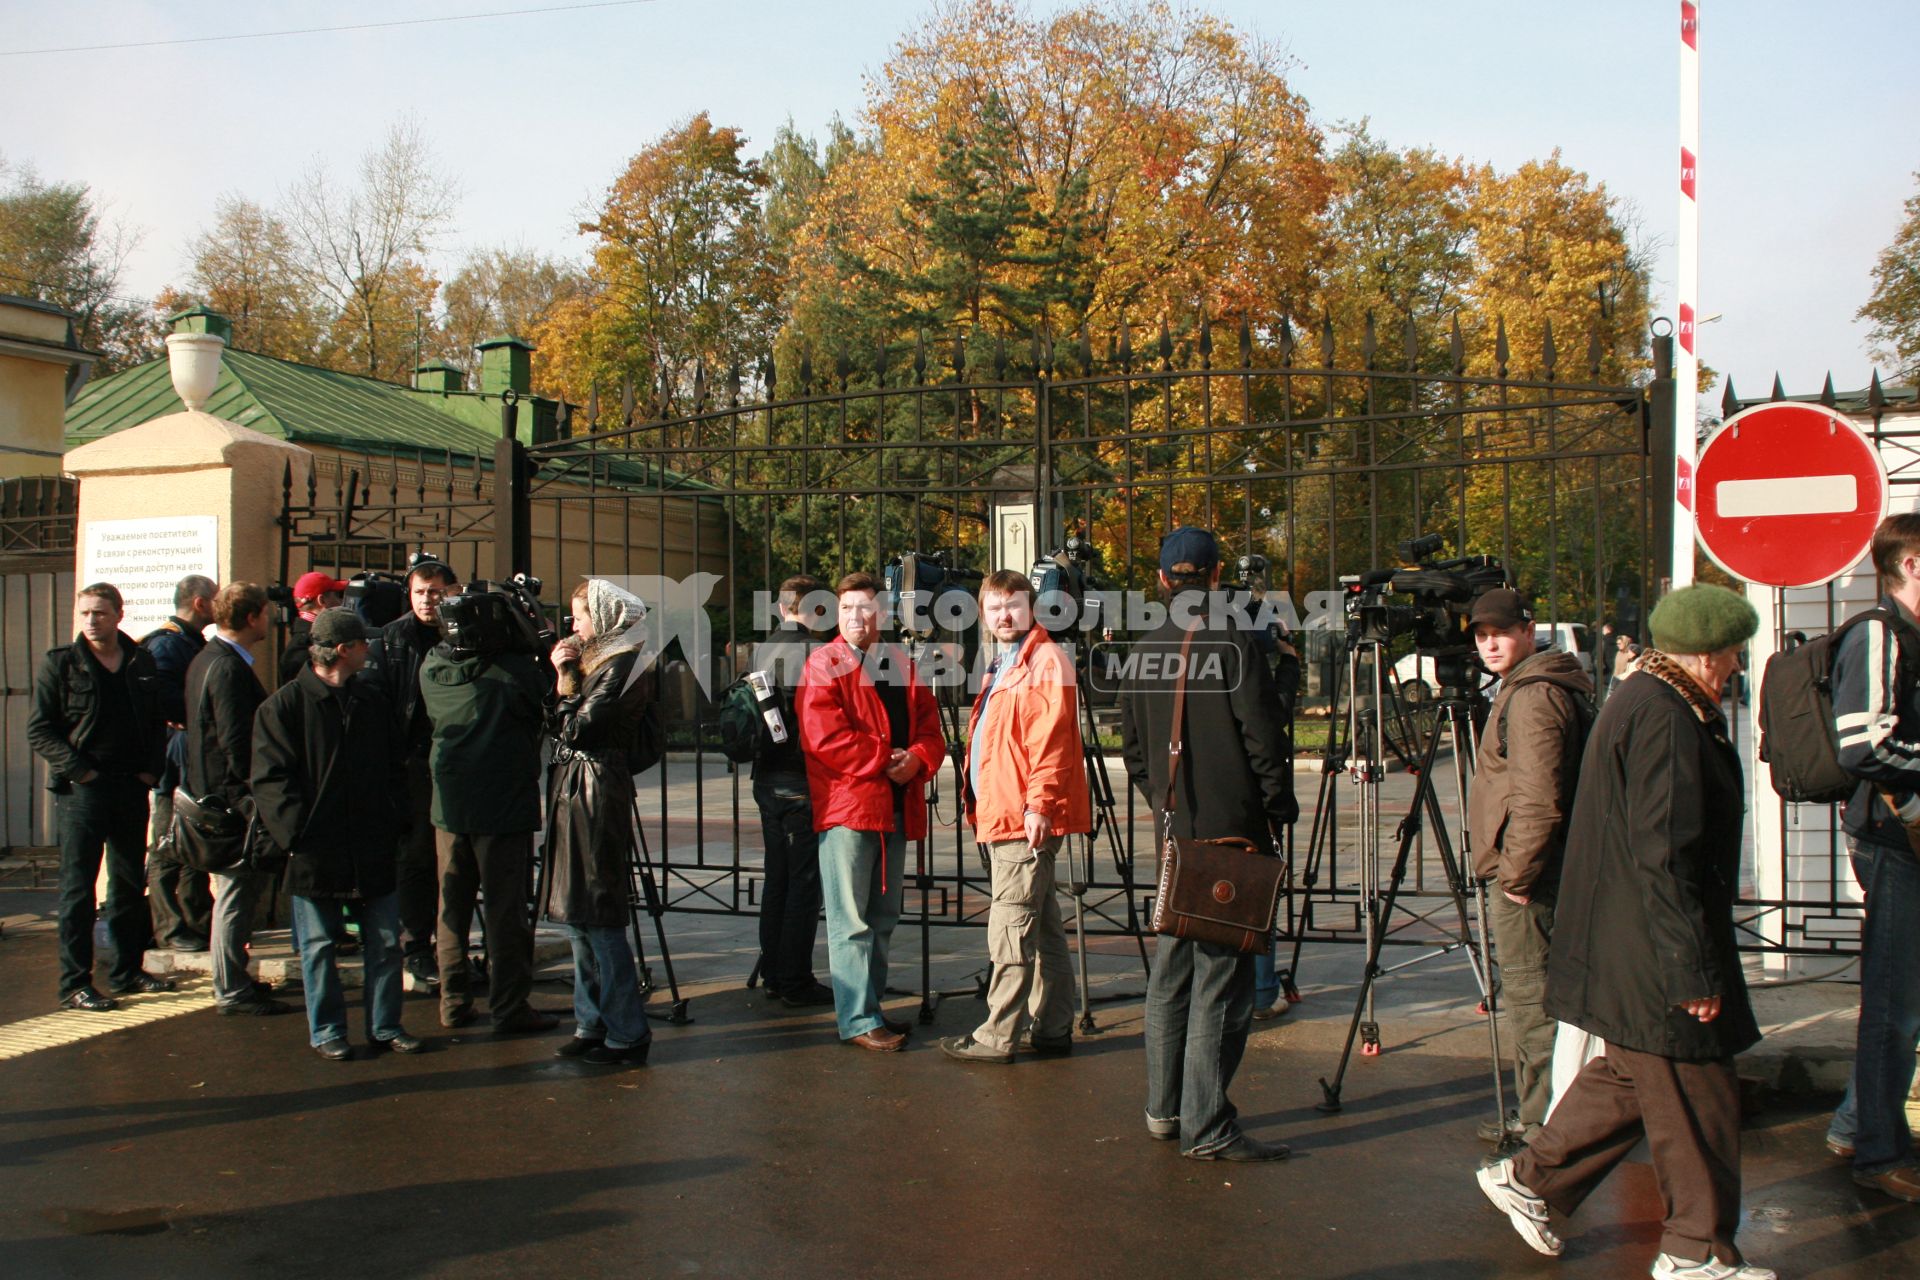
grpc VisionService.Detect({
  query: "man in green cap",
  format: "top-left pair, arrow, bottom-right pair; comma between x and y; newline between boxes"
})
1478,583 -> 1775,1280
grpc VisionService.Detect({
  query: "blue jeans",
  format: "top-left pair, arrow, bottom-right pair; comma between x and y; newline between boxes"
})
569,925 -> 652,1050
818,825 -> 906,1040
291,892 -> 404,1048
1253,932 -> 1279,1009
1145,934 -> 1256,1155
1828,1071 -> 1858,1150
1849,836 -> 1920,1174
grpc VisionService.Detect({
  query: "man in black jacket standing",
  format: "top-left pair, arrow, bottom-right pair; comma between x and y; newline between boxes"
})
1120,528 -> 1298,1162
141,573 -> 217,953
186,582 -> 291,1016
378,556 -> 458,989
28,582 -> 173,1010
752,573 -> 833,1007
253,609 -> 420,1060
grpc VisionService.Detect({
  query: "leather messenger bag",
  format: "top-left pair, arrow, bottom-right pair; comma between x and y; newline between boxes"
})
1147,627 -> 1286,952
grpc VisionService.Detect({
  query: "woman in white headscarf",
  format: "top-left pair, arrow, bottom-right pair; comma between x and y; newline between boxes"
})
540,579 -> 656,1066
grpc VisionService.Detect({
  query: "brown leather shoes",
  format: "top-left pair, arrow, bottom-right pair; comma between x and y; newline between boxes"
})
847,1028 -> 905,1052
1854,1164 -> 1920,1202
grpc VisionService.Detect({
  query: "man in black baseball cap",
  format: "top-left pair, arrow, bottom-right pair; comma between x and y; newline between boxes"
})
1121,525 -> 1300,1160
253,608 -> 419,1060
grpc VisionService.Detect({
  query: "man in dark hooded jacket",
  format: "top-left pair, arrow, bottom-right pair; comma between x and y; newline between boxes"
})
1465,588 -> 1593,1143
253,609 -> 420,1060
418,605 -> 553,1034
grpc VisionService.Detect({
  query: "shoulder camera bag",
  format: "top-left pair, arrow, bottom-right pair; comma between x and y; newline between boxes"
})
1148,627 -> 1287,952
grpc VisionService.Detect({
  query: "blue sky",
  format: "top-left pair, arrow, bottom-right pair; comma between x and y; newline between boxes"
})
3,0 -> 1915,404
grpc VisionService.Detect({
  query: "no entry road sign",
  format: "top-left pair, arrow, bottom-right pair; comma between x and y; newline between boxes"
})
1694,402 -> 1888,589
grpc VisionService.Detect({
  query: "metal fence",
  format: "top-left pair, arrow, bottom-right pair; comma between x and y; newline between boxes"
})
492,317 -> 1671,955
1,476 -> 79,852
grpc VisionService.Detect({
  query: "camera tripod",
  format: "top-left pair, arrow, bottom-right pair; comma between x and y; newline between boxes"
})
894,645 -> 991,1025
1065,647 -> 1150,1034
1314,678 -> 1508,1126
627,794 -> 692,1024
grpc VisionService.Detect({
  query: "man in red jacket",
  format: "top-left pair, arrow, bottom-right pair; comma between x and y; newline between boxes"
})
797,572 -> 946,1051
941,569 -> 1092,1063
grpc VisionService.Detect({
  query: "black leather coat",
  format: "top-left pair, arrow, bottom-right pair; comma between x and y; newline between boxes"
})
539,648 -> 656,928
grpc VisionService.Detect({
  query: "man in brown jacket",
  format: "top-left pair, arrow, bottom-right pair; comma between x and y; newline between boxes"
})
1465,588 -> 1593,1142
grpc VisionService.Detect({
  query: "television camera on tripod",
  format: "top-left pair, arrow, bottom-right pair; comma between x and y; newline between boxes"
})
1290,533 -> 1517,1128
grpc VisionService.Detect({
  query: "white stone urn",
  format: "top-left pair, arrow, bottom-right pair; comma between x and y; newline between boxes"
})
165,332 -> 227,411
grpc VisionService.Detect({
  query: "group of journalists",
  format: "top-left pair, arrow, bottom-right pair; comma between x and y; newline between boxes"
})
26,516 -> 1920,1280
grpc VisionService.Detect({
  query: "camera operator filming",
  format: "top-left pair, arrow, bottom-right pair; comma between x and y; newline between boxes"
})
420,575 -> 557,1035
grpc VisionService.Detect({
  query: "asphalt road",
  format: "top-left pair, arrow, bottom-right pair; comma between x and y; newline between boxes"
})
0,895 -> 1914,1280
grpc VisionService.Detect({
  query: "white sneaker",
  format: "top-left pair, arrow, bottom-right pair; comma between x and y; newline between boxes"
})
1650,1253 -> 1778,1280
1476,1158 -> 1563,1257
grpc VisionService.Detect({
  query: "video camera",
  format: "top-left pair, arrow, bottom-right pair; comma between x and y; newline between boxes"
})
1030,536 -> 1104,636
883,550 -> 983,708
344,571 -> 407,629
436,573 -> 556,658
1340,533 -> 1508,693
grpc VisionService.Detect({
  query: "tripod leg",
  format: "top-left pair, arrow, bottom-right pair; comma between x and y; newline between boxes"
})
1317,701 -> 1446,1111
1071,836 -> 1095,1033
1474,876 -> 1520,1154
630,798 -> 690,1024
918,828 -> 937,1025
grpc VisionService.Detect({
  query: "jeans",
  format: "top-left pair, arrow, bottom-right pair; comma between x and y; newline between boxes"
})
55,775 -> 151,997
1145,934 -> 1255,1155
818,825 -> 906,1040
1828,1070 -> 1858,1150
568,925 -> 652,1050
754,775 -> 823,995
209,865 -> 271,1006
1848,835 -> 1920,1173
292,892 -> 404,1047
1253,934 -> 1280,1009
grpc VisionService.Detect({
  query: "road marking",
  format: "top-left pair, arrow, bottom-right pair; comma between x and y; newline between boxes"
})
1716,475 -> 1857,518
0,979 -> 217,1061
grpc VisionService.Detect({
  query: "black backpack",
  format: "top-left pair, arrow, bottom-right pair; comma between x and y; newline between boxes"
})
1759,606 -> 1919,804
715,676 -> 771,764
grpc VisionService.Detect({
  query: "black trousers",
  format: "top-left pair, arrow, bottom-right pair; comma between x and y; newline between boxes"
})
754,774 -> 823,995
56,775 -> 151,996
398,756 -> 439,958
435,829 -> 535,1025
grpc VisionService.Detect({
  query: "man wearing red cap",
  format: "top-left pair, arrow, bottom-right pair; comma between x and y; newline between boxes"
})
280,572 -> 349,685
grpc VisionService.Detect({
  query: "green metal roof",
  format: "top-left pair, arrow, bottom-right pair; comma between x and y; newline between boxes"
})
66,349 -> 504,456
64,349 -> 706,492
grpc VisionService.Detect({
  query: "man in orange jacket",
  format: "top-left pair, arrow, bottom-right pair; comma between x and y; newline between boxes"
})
941,570 -> 1093,1064
797,573 -> 947,1052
